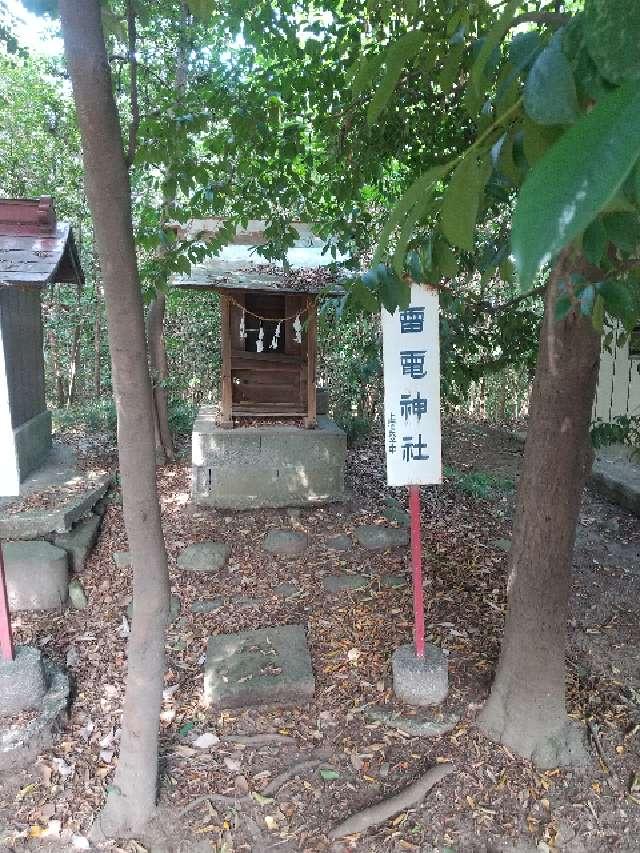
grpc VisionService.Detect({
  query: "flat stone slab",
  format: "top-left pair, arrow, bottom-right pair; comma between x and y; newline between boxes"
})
356,525 -> 408,551
490,538 -> 511,553
113,551 -> 131,568
204,624 -> 315,709
0,474 -> 111,539
262,529 -> 308,556
54,514 -> 101,573
323,574 -> 370,593
3,540 -> 69,612
178,541 -> 230,572
324,534 -> 352,552
592,453 -> 640,516
392,643 -> 449,706
380,574 -> 407,589
364,705 -> 459,737
0,646 -> 46,715
68,579 -> 88,610
274,582 -> 299,599
191,598 -> 225,614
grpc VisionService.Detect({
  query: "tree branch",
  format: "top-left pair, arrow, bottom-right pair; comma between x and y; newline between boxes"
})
511,12 -> 570,28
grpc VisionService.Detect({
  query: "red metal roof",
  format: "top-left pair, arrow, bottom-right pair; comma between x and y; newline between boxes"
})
0,197 -> 84,288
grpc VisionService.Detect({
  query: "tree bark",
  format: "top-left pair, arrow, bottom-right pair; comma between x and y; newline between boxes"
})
478,252 -> 601,768
66,310 -> 82,407
148,292 -> 174,461
59,0 -> 170,837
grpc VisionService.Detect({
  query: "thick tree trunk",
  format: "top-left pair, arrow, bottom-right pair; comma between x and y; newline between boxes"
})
94,250 -> 102,398
148,293 -> 174,462
478,253 -> 601,768
66,315 -> 81,406
59,0 -> 170,837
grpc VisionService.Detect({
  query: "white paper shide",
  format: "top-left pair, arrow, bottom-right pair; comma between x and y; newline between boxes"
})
382,283 -> 441,487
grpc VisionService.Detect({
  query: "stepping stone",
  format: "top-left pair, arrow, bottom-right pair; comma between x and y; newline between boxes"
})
3,541 -> 69,612
191,598 -> 225,614
490,538 -> 511,553
364,705 -> 459,737
127,594 -> 181,624
380,574 -> 407,589
230,596 -> 260,611
274,583 -> 299,599
323,574 -> 370,594
178,541 -> 230,573
356,525 -> 408,551
68,579 -> 88,610
262,529 -> 308,556
55,514 -> 101,573
204,624 -> 315,709
113,551 -> 131,568
324,534 -> 352,552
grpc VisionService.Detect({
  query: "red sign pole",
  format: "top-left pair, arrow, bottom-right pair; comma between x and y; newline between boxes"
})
409,485 -> 425,658
0,545 -> 15,663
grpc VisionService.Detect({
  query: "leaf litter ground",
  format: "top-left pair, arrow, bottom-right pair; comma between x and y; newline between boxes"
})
1,421 -> 639,852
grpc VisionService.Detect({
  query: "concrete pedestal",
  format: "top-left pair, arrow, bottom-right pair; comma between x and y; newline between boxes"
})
392,643 -> 449,706
0,646 -> 46,715
192,406 -> 347,509
3,540 -> 69,611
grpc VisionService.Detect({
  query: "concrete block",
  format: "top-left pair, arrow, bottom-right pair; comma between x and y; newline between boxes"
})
365,705 -> 459,737
0,646 -> 46,715
204,624 -> 315,709
54,514 -> 101,572
591,452 -> 640,517
392,643 -> 449,706
192,410 -> 347,509
113,551 -> 131,568
323,574 -> 370,593
3,540 -> 69,611
324,534 -> 352,552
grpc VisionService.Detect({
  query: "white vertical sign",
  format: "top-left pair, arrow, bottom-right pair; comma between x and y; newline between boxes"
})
382,283 -> 441,487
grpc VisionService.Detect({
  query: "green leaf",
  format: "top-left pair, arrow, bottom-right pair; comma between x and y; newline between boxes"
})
513,79 -> 640,288
349,279 -> 379,312
187,0 -> 216,21
522,117 -> 562,168
603,212 -> 640,253
470,0 -> 519,100
440,152 -> 491,252
251,792 -> 274,806
599,279 -> 636,324
179,721 -> 195,736
373,162 -> 454,265
523,39 -> 579,126
583,217 -> 607,266
433,233 -> 458,278
367,31 -> 427,126
351,54 -> 385,98
584,0 -> 640,85
438,43 -> 464,93
392,193 -> 433,276
319,768 -> 340,781
380,268 -> 411,313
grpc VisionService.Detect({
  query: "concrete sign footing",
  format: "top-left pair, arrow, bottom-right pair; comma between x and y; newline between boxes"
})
392,643 -> 449,706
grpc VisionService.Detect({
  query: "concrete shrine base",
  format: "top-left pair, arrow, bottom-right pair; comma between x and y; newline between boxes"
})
204,624 -> 315,709
191,406 -> 347,509
392,643 -> 449,707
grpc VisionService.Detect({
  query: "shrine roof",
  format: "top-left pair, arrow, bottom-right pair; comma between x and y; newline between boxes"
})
170,220 -> 346,295
0,197 -> 84,289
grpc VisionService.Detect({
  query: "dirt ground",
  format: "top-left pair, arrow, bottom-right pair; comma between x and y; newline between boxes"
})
1,420 -> 639,853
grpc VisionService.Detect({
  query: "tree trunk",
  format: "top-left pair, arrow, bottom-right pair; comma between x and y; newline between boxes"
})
478,253 -> 601,768
66,313 -> 82,406
94,251 -> 102,398
59,0 -> 170,837
148,293 -> 174,462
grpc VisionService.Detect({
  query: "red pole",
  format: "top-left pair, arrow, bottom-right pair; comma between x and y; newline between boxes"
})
409,485 -> 425,658
0,545 -> 14,663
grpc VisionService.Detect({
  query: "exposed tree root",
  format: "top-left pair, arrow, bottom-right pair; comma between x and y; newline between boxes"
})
222,734 -> 295,746
329,763 -> 454,840
178,758 -> 327,818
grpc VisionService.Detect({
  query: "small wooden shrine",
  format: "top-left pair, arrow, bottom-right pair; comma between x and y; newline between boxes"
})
173,219 -> 341,428
172,220 -> 348,509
